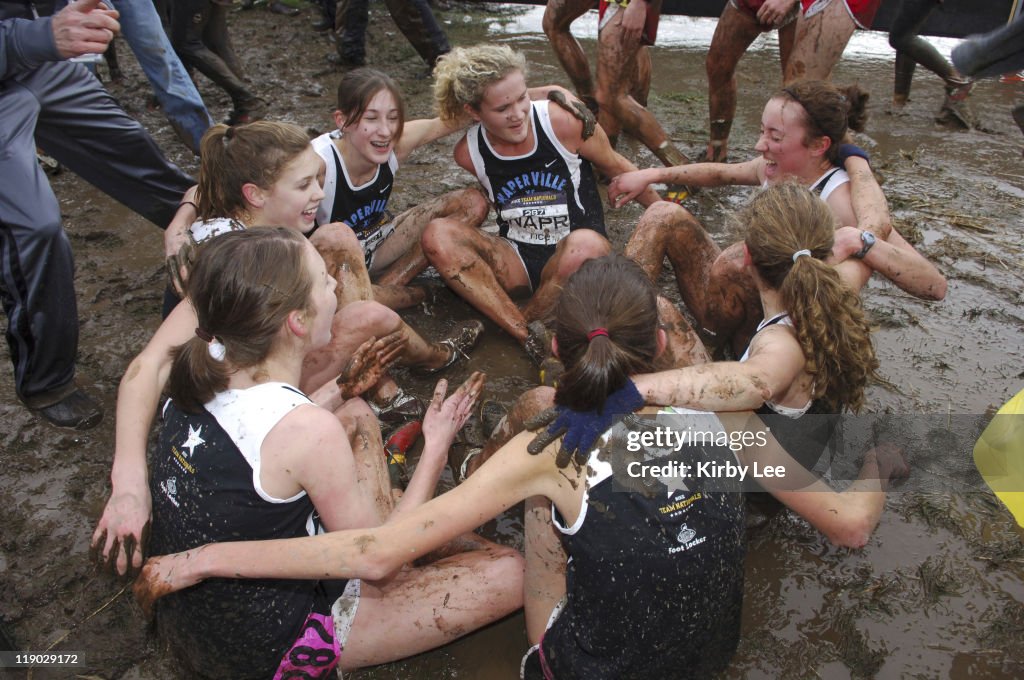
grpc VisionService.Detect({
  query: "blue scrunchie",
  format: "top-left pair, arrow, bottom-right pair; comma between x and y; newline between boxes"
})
547,379 -> 644,458
837,143 -> 870,168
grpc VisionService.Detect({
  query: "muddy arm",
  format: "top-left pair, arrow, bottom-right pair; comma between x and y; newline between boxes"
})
607,159 -> 761,206
91,299 -> 197,576
844,156 -> 891,240
831,226 -> 947,301
722,412 -> 905,548
135,430 -> 554,613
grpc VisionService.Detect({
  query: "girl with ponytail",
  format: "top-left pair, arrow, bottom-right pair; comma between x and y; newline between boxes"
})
95,122 -> 485,579
633,182 -> 878,416
137,228 -> 523,678
135,252 -> 904,678
609,80 -> 946,352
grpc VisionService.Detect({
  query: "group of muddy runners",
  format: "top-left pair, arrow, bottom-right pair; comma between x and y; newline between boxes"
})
4,0 -> 1023,678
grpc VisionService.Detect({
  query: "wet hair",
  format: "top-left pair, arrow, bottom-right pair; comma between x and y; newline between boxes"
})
776,80 -> 869,165
742,183 -> 879,412
166,228 -> 314,413
336,67 -> 406,142
433,44 -> 528,121
196,122 -> 311,221
552,255 -> 660,414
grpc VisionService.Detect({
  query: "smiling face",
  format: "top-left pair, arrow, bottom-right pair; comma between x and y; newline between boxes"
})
755,97 -> 827,184
250,146 -> 325,234
469,70 -> 532,147
337,87 -> 402,167
301,240 -> 338,350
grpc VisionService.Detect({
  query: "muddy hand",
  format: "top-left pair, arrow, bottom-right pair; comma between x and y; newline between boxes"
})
526,408 -> 564,455
547,90 -> 596,140
423,371 -> 486,449
336,332 -> 406,399
133,550 -> 202,619
607,171 -> 648,208
91,491 -> 152,578
165,238 -> 197,298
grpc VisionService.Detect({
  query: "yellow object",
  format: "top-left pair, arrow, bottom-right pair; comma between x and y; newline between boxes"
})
973,387 -> 1024,526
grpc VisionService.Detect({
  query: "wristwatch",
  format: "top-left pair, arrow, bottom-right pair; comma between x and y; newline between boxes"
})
854,230 -> 876,259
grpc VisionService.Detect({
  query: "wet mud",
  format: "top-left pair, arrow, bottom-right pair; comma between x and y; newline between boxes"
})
1,3 -> 1022,679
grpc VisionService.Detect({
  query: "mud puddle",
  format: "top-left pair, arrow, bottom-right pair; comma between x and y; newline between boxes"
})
1,3 -> 1022,679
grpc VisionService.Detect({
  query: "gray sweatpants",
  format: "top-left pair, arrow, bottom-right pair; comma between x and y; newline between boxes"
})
0,61 -> 192,405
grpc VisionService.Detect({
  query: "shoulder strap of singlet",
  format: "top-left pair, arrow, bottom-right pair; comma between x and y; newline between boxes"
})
810,167 -> 842,195
312,132 -> 339,226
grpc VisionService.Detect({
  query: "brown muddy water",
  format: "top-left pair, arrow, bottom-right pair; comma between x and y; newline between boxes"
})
1,3 -> 1022,679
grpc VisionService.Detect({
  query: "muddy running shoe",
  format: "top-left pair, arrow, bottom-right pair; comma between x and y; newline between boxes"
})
421,320 -> 485,374
1000,71 -> 1024,84
226,97 -> 268,126
524,320 -> 553,367
371,388 -> 426,426
538,356 -> 565,388
36,151 -> 61,176
448,443 -> 483,484
944,78 -> 975,103
30,388 -> 104,430
479,399 -> 508,440
661,184 -> 692,204
384,420 -> 421,488
936,100 -> 975,129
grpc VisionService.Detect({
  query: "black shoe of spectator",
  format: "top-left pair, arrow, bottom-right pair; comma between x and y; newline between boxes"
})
32,388 -> 103,430
269,1 -> 299,15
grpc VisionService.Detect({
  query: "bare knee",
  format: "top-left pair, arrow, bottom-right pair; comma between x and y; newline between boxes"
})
310,222 -> 362,260
634,202 -> 696,240
452,187 -> 489,227
337,300 -> 401,337
555,230 -> 611,277
421,218 -> 465,262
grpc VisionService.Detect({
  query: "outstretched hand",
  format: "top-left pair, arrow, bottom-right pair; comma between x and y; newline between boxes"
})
133,549 -> 204,619
527,380 -> 644,467
607,170 -> 653,209
421,371 -> 485,453
91,489 -> 152,578
336,332 -> 407,399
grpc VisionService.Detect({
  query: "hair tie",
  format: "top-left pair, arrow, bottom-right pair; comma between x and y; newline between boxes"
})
225,125 -> 235,139
196,328 -> 226,361
587,327 -> 609,341
792,249 -> 812,263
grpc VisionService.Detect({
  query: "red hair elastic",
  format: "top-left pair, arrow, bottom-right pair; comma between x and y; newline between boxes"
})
587,327 -> 609,341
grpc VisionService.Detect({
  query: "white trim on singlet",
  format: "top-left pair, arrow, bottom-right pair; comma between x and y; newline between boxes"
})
205,382 -> 314,504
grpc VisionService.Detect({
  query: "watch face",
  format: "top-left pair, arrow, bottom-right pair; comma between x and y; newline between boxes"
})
862,231 -> 877,247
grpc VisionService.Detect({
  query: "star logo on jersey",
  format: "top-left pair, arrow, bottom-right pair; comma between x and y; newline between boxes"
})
641,448 -> 690,496
181,425 -> 205,458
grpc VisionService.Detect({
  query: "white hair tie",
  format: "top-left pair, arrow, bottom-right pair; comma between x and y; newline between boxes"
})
792,249 -> 812,263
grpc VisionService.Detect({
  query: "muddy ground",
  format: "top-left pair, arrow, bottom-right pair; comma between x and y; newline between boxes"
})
1,3 -> 1022,679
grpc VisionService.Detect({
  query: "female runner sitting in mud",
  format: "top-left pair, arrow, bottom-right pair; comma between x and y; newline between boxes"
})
134,254 -> 906,679
93,123 -> 480,577
421,44 -> 659,359
309,67 -> 491,313
608,79 -> 947,353
116,228 -> 523,678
